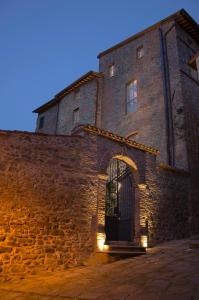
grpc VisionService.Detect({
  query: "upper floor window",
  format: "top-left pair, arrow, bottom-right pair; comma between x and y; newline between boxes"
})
74,88 -> 80,100
109,64 -> 115,77
188,52 -> 199,81
73,108 -> 79,125
137,46 -> 144,59
38,116 -> 45,129
126,80 -> 138,114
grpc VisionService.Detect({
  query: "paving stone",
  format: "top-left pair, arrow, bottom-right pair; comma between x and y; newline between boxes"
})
0,239 -> 198,300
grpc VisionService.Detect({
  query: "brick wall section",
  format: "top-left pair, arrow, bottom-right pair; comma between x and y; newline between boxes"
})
0,130 -> 98,278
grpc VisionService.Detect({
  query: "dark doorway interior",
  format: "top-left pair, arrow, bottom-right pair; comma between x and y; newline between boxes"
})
105,158 -> 135,242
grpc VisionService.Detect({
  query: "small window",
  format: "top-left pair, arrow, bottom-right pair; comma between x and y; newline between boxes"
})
126,80 -> 138,114
73,108 -> 79,124
38,116 -> 45,129
109,64 -> 115,77
137,46 -> 144,59
74,88 -> 80,100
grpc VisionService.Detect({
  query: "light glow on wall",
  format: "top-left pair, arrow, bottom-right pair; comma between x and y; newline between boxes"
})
97,232 -> 105,251
103,244 -> 109,251
141,235 -> 148,248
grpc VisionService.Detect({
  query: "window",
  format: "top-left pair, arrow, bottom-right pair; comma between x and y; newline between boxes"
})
137,46 -> 144,59
126,80 -> 138,113
188,52 -> 199,81
73,108 -> 79,124
109,64 -> 115,77
74,88 -> 80,100
38,116 -> 45,129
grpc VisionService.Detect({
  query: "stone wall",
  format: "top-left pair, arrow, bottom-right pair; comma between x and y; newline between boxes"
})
36,104 -> 59,134
139,163 -> 190,244
0,130 -> 98,278
57,79 -> 98,135
0,127 -> 191,278
175,24 -> 199,234
99,25 -> 169,165
36,79 -> 99,136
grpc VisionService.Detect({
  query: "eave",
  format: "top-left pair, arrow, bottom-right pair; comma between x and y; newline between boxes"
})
33,71 -> 103,114
97,9 -> 199,59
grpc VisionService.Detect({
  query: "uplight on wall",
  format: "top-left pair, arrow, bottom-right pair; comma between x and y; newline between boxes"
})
97,232 -> 105,251
141,235 -> 148,248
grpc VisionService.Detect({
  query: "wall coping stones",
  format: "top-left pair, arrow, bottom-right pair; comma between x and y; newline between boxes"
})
0,129 -> 83,139
78,124 -> 160,156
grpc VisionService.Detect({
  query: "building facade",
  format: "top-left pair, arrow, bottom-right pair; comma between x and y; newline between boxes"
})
0,10 -> 198,277
34,9 -> 199,242
34,9 -> 199,172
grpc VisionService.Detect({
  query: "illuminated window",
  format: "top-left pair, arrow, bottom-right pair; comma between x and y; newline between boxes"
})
126,80 -> 137,113
137,46 -> 144,59
73,108 -> 79,124
109,64 -> 115,77
38,116 -> 45,129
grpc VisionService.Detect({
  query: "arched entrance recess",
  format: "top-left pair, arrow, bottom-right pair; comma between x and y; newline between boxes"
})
105,156 -> 137,242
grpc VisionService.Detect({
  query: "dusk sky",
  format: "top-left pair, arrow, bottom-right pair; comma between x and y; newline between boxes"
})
0,0 -> 199,132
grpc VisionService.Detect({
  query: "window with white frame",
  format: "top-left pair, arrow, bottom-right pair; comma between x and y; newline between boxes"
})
126,80 -> 138,113
109,64 -> 115,77
73,108 -> 79,124
137,46 -> 144,59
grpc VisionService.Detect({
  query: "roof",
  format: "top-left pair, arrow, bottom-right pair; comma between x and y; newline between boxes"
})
33,71 -> 103,113
97,9 -> 199,58
81,124 -> 159,156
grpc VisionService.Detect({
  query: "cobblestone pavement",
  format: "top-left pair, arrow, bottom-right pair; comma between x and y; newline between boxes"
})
0,239 -> 198,300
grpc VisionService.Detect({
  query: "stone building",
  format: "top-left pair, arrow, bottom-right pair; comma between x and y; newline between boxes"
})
33,8 -> 199,240
0,9 -> 198,277
34,9 -> 199,171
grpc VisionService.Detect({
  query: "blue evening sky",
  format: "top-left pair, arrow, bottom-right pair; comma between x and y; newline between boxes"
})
0,0 -> 198,131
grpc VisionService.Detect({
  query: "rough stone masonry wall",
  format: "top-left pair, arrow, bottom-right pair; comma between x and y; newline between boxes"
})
139,160 -> 190,245
99,26 -> 168,164
0,131 -> 98,278
176,25 -> 199,234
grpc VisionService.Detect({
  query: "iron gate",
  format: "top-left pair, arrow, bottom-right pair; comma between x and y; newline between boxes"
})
105,158 -> 135,241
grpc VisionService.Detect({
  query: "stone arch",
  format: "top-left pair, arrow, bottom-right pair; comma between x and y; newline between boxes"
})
98,148 -> 142,186
112,154 -> 139,185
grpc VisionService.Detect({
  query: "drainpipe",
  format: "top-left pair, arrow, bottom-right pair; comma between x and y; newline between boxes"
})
55,101 -> 60,135
159,24 -> 175,167
95,78 -> 100,128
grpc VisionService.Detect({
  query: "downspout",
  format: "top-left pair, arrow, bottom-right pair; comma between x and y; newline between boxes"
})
95,78 -> 100,127
55,101 -> 60,135
159,24 -> 175,166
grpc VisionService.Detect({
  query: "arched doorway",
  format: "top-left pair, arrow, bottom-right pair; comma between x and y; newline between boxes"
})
105,157 -> 135,242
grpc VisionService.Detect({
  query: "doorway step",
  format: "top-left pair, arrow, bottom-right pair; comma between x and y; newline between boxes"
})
97,241 -> 146,261
86,241 -> 146,266
101,241 -> 146,259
